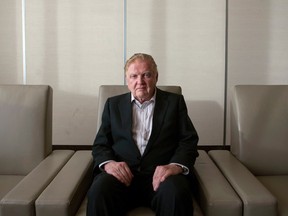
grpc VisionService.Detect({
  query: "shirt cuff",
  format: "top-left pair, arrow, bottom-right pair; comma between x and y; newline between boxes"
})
170,163 -> 189,175
99,160 -> 114,171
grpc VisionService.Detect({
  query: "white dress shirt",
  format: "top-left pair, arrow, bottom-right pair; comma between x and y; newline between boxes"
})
131,93 -> 155,155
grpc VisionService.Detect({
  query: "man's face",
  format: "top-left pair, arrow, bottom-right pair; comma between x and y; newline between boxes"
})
126,59 -> 158,103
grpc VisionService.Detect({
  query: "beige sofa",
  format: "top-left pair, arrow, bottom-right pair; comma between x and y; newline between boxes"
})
35,85 -> 242,216
0,85 -> 74,216
209,85 -> 288,216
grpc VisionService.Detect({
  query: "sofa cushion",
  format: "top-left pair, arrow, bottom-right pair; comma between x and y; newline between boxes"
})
76,197 -> 202,216
258,176 -> 288,216
231,85 -> 288,175
0,85 -> 53,175
0,175 -> 24,200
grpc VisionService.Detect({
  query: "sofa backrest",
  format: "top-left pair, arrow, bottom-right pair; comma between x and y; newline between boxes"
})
230,85 -> 288,175
0,85 -> 53,175
97,85 -> 182,131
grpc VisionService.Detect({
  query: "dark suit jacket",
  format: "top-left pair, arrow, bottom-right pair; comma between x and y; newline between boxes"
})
92,88 -> 199,176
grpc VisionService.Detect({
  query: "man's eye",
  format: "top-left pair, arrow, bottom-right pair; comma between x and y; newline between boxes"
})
144,72 -> 152,78
130,74 -> 137,79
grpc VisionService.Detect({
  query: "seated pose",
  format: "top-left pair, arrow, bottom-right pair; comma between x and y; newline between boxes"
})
87,53 -> 199,216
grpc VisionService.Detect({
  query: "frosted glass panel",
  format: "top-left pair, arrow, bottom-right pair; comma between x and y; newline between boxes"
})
26,0 -> 124,145
228,0 -> 288,86
0,0 -> 23,84
5,1 -> 287,146
127,0 -> 226,145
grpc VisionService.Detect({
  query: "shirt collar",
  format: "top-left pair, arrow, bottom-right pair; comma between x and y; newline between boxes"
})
131,88 -> 157,105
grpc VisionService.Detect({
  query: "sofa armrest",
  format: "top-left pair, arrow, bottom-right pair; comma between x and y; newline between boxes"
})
194,150 -> 242,216
0,150 -> 74,216
35,150 -> 93,216
209,150 -> 278,216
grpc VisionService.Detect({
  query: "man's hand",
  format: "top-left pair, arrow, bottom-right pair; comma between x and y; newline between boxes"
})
104,161 -> 134,186
152,164 -> 183,191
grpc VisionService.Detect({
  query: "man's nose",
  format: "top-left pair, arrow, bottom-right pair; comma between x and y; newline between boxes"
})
137,75 -> 145,82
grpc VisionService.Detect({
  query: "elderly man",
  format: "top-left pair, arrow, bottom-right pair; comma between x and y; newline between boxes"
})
87,53 -> 199,216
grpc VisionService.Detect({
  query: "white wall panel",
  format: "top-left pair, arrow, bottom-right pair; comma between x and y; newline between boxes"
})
2,1 -> 287,146
0,0 -> 23,84
127,0 -> 226,145
226,0 -> 288,144
26,0 -> 124,145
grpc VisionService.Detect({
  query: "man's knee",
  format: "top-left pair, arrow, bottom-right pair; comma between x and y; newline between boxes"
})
88,173 -> 121,200
152,175 -> 194,216
157,175 -> 192,198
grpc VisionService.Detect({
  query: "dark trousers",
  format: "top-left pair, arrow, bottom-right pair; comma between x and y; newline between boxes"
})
86,172 -> 194,216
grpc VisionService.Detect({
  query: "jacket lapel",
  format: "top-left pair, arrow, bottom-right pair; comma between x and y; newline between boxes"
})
118,93 -> 132,129
143,89 -> 168,156
118,93 -> 142,156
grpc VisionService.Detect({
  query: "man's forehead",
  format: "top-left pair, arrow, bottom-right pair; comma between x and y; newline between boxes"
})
128,60 -> 150,70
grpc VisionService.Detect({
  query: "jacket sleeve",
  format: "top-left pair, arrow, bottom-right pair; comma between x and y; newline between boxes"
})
92,98 -> 116,174
169,94 -> 199,170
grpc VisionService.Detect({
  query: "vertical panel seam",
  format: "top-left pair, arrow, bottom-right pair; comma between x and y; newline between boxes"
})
223,0 -> 229,146
22,0 -> 27,84
123,0 -> 127,85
